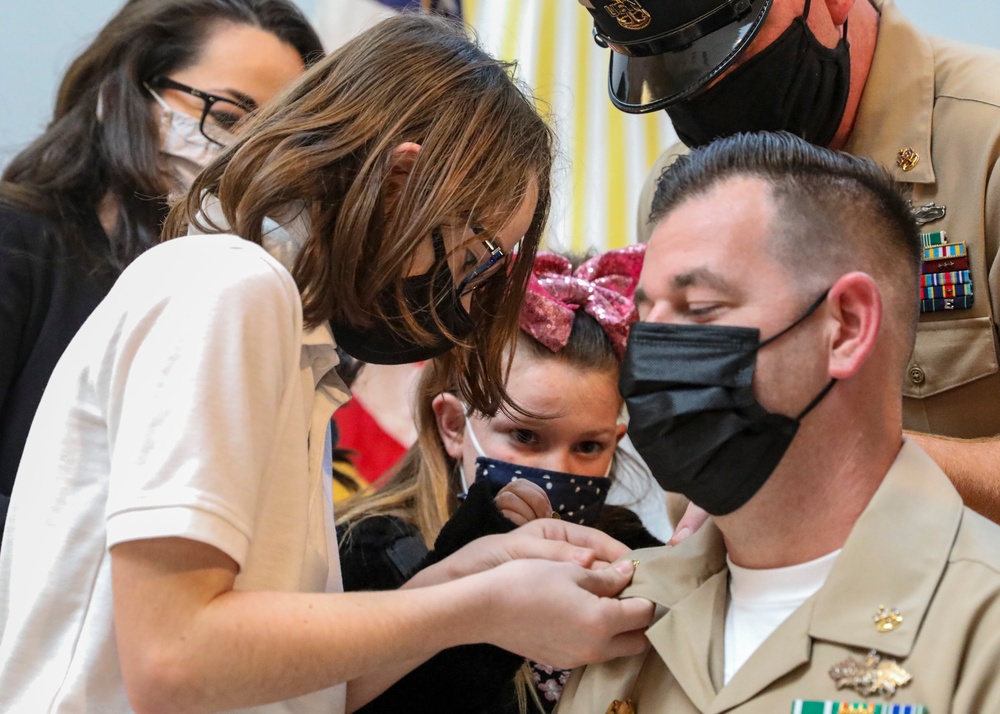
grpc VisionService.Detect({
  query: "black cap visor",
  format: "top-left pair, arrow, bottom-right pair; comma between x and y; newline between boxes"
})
607,0 -> 770,113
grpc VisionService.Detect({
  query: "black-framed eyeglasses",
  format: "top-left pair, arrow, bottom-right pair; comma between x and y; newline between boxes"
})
457,233 -> 506,296
145,76 -> 254,146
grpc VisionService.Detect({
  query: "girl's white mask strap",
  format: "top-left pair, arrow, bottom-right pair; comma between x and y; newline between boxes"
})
463,413 -> 487,458
457,464 -> 470,498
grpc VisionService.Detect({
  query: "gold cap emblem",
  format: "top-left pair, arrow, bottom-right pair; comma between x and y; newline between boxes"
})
874,604 -> 903,633
897,148 -> 920,172
605,0 -> 652,31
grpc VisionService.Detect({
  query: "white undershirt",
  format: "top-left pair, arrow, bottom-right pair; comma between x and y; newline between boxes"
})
723,549 -> 842,684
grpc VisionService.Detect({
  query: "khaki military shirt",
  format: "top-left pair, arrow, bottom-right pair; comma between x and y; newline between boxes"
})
635,0 -> 1000,438
556,440 -> 1000,714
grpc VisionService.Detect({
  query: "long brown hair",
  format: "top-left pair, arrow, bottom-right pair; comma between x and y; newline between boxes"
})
164,13 -> 555,416
0,0 -> 322,274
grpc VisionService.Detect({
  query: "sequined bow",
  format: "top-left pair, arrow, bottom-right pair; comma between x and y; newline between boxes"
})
520,244 -> 646,359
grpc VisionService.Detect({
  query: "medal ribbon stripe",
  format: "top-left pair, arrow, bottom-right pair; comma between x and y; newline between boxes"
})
919,269 -> 970,287
922,243 -> 966,260
918,241 -> 973,312
791,703 -> 927,714
919,230 -> 948,247
919,283 -> 973,299
921,256 -> 969,274
921,295 -> 974,311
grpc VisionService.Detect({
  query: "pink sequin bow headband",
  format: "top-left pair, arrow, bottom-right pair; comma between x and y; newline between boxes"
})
520,244 -> 646,360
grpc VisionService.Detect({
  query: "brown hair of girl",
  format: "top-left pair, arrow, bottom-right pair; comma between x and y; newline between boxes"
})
164,13 -> 555,415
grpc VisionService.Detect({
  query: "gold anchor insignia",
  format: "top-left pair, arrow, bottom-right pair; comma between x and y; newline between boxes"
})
829,649 -> 912,698
897,147 -> 920,172
874,604 -> 903,633
631,558 -> 641,570
605,700 -> 636,714
604,0 -> 652,30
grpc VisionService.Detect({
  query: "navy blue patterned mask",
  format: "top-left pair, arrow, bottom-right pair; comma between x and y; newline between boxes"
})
473,457 -> 609,527
463,419 -> 611,526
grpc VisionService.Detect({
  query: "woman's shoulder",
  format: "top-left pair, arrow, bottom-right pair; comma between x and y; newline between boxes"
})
118,234 -> 301,319
0,202 -> 59,252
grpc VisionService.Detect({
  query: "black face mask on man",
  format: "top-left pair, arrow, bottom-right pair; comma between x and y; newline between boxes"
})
666,0 -> 851,148
619,291 -> 836,516
330,228 -> 474,365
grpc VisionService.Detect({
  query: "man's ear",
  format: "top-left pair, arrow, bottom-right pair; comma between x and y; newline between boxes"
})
432,392 -> 466,460
614,422 -> 628,446
825,271 -> 882,380
825,0 -> 856,28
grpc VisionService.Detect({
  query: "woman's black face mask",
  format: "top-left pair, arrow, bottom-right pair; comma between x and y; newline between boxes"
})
619,291 -> 836,516
330,229 -> 474,365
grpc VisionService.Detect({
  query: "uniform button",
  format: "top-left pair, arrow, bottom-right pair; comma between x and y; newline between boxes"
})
909,367 -> 926,384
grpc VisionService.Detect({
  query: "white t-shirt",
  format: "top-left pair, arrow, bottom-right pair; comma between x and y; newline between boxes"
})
0,233 -> 349,713
723,549 -> 841,684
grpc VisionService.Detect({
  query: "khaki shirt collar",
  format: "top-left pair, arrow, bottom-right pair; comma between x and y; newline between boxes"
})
809,438 -> 962,656
621,439 -> 962,708
845,0 -> 936,184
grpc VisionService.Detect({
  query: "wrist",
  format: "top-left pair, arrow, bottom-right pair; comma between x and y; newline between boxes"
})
421,569 -> 497,648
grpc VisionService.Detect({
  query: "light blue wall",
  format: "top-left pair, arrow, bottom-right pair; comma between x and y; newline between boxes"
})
0,0 -> 315,168
894,0 -> 1000,54
0,0 -> 995,168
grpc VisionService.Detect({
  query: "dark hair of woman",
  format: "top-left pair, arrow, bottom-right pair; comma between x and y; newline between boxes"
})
0,0 -> 323,275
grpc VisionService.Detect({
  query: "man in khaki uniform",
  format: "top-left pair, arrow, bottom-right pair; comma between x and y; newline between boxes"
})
557,132 -> 1000,714
580,0 -> 1000,521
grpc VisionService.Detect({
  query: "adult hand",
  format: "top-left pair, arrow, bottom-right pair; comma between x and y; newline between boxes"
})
494,479 -> 552,525
474,558 -> 654,668
405,518 -> 632,588
668,501 -> 710,545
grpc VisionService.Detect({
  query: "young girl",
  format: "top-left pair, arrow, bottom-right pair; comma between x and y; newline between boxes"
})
337,244 -> 662,713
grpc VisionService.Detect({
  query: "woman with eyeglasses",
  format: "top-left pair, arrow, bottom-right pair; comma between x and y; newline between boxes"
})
0,0 -> 323,539
0,12 -> 653,714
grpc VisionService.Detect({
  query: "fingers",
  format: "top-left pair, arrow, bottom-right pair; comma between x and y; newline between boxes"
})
503,534 -> 598,569
480,560 -> 655,669
575,558 -> 639,599
519,519 -> 632,564
599,628 -> 653,662
495,481 -> 551,525
500,508 -> 529,527
511,480 -> 553,520
667,502 -> 710,546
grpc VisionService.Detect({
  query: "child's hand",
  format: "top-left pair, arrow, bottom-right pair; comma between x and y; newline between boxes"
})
494,479 -> 552,526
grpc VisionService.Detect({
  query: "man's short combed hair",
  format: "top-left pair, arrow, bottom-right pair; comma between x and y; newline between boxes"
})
648,131 -> 922,349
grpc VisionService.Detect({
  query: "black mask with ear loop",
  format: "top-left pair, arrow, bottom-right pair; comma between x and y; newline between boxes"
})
666,0 -> 851,148
330,228 -> 474,365
619,291 -> 836,516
